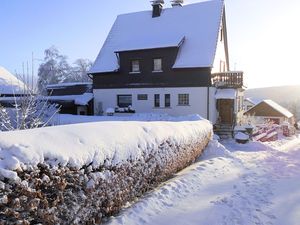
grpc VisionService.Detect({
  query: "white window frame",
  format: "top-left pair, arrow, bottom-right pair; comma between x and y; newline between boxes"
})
154,94 -> 160,108
178,94 -> 189,106
152,58 -> 163,73
165,94 -> 171,108
130,60 -> 140,73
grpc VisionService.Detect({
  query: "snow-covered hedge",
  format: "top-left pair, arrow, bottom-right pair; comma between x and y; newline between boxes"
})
0,116 -> 212,224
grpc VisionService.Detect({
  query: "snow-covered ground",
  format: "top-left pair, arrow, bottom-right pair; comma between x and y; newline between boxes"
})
106,135 -> 300,225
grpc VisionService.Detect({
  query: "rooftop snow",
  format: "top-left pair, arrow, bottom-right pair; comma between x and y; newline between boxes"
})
46,82 -> 92,89
90,0 -> 223,73
263,100 -> 293,118
74,93 -> 93,106
245,97 -> 261,105
215,89 -> 236,99
115,35 -> 185,53
0,67 -> 26,94
46,93 -> 93,106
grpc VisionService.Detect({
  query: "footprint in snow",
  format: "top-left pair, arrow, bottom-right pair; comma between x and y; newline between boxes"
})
161,188 -> 169,195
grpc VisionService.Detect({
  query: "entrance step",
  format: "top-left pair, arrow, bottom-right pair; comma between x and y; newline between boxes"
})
214,124 -> 234,139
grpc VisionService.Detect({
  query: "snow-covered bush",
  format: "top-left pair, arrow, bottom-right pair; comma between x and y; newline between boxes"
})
105,107 -> 115,116
0,119 -> 212,224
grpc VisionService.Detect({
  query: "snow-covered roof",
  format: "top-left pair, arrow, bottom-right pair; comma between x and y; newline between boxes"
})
46,82 -> 92,89
245,97 -> 261,105
263,100 -> 293,118
215,89 -> 236,99
116,35 -> 185,53
0,67 -> 26,95
47,93 -> 93,106
90,0 -> 224,73
74,93 -> 93,106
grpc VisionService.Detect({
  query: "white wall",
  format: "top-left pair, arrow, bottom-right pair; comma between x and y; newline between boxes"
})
94,87 -> 217,124
235,89 -> 245,124
212,22 -> 228,73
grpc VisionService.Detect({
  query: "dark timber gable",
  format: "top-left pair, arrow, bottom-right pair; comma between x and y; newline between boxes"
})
92,47 -> 212,89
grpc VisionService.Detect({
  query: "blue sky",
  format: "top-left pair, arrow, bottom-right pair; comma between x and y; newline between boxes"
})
1,0 -> 300,88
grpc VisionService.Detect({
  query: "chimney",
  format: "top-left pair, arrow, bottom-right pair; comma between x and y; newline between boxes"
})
151,0 -> 164,18
171,0 -> 184,7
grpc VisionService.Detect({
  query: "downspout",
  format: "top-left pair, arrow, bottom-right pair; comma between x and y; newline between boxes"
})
207,87 -> 210,121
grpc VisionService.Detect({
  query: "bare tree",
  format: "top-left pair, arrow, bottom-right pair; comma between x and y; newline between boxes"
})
37,46 -> 71,94
71,59 -> 92,82
37,46 -> 93,94
0,87 -> 60,132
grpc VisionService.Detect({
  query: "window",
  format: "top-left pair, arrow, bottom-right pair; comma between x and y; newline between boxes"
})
219,60 -> 226,72
131,60 -> 140,73
137,94 -> 148,100
117,95 -> 132,108
165,94 -> 171,107
154,94 -> 160,108
220,28 -> 223,42
153,58 -> 162,72
178,94 -> 189,106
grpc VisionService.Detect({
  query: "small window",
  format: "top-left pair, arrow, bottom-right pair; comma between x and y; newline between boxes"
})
117,95 -> 132,108
153,58 -> 162,72
178,94 -> 189,106
154,94 -> 160,108
165,94 -> 171,108
131,60 -> 140,73
137,94 -> 148,100
220,28 -> 223,42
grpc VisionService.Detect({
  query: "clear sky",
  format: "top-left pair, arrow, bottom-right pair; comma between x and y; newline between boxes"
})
1,0 -> 300,88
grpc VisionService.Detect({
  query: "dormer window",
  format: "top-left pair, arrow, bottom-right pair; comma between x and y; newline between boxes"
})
153,58 -> 162,72
131,60 -> 140,73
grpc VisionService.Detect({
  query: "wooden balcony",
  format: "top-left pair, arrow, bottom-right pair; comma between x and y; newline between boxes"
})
211,71 -> 244,88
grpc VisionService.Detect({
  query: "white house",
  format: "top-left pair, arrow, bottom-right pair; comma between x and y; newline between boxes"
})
89,0 -> 244,129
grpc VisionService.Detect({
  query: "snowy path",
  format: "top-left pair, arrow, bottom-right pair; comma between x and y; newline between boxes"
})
105,136 -> 300,225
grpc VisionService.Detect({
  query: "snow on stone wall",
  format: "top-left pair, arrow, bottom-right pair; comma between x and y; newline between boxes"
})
0,117 -> 212,224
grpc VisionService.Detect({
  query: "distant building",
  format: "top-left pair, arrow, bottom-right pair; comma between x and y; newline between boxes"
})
0,66 -> 27,107
89,0 -> 245,132
46,82 -> 93,115
243,98 -> 261,111
244,99 -> 294,125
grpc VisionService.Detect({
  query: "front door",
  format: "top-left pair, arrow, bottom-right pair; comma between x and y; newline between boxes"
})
218,99 -> 234,124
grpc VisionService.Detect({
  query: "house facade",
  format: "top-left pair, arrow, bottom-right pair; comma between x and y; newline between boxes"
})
89,0 -> 244,127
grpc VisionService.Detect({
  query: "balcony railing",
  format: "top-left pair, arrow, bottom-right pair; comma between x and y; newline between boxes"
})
211,71 -> 244,88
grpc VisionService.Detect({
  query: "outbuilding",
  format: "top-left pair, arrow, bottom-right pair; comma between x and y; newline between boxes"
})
46,82 -> 93,115
244,99 -> 294,125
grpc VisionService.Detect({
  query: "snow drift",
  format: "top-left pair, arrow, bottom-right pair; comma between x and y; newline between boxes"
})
0,116 -> 212,224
